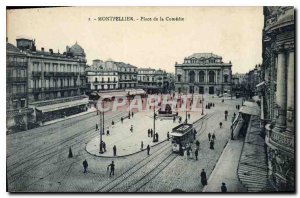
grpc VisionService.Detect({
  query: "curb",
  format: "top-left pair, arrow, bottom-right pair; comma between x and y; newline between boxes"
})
85,139 -> 169,158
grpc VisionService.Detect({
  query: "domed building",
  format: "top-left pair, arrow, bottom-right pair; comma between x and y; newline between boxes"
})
66,42 -> 86,62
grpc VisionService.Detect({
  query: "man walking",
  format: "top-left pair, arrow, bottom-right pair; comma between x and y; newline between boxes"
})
219,122 -> 223,128
96,124 -> 98,131
167,131 -> 170,141
210,140 -> 214,150
148,129 -> 151,137
150,129 -> 153,137
113,145 -> 117,156
200,169 -> 207,186
147,145 -> 150,155
83,159 -> 88,173
212,133 -> 216,141
208,132 -> 211,141
103,141 -> 107,152
195,149 -> 198,160
141,141 -> 144,150
107,161 -> 115,177
221,182 -> 227,192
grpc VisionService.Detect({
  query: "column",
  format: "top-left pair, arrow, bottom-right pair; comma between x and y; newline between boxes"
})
274,48 -> 287,130
286,48 -> 294,133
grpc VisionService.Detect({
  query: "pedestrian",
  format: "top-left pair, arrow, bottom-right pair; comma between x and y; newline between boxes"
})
213,103 -> 215,107
188,113 -> 190,119
106,128 -> 110,135
195,149 -> 198,160
225,115 -> 227,121
219,122 -> 222,128
210,140 -> 214,150
150,129 -> 153,137
113,145 -> 117,156
221,182 -> 227,192
196,140 -> 200,150
212,133 -> 216,140
83,159 -> 88,173
189,147 -> 193,159
233,112 -> 236,118
167,131 -> 170,141
200,169 -> 207,186
111,120 -> 114,126
107,161 -> 115,177
131,112 -> 134,117
179,116 -> 182,123
208,132 -> 211,141
148,129 -> 151,137
141,141 -> 143,150
173,116 -> 176,123
96,124 -> 98,131
130,125 -> 133,133
156,133 -> 159,141
184,149 -> 188,160
147,145 -> 150,155
121,117 -> 123,124
103,141 -> 107,152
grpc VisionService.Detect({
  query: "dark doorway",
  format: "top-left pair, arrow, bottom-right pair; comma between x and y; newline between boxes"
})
209,86 -> 214,94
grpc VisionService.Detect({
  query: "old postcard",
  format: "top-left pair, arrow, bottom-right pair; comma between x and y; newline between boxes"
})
6,6 -> 295,192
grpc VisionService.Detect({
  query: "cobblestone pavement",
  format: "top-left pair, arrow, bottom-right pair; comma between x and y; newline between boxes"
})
7,94 -> 243,192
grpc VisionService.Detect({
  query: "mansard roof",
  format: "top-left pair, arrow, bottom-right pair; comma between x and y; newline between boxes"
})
186,53 -> 222,59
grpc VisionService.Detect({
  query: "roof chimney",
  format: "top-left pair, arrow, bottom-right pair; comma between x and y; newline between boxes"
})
41,47 -> 44,51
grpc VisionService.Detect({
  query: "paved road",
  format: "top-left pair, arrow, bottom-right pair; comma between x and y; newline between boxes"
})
7,95 -> 242,192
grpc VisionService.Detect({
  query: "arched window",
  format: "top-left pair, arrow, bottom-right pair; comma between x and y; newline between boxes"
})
189,71 -> 195,83
209,71 -> 215,83
224,74 -> 228,83
177,74 -> 181,82
199,71 -> 205,83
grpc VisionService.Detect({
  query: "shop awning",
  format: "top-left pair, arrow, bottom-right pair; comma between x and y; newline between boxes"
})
36,98 -> 88,113
239,101 -> 260,116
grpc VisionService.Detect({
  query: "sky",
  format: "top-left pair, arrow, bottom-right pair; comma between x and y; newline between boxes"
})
6,7 -> 264,74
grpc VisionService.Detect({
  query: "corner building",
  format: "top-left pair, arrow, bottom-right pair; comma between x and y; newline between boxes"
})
260,7 -> 295,191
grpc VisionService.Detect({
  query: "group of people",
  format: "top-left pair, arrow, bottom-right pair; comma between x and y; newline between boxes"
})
205,102 -> 215,109
200,170 -> 227,192
235,104 -> 241,110
147,128 -> 159,142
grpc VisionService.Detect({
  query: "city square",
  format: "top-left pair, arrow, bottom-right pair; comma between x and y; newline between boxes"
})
5,6 -> 295,193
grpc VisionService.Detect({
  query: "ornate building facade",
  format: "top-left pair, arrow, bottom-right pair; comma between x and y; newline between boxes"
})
175,53 -> 232,95
137,67 -> 169,93
85,59 -> 119,94
6,40 -> 34,132
260,6 -> 294,191
115,62 -> 138,89
14,38 -> 88,124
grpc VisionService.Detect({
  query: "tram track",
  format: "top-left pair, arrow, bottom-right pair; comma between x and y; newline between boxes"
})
7,111 -> 128,187
96,142 -> 176,192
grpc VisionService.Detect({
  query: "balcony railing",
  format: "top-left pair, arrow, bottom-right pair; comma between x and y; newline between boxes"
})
6,61 -> 28,67
32,71 -> 42,76
6,108 -> 34,117
7,77 -> 27,83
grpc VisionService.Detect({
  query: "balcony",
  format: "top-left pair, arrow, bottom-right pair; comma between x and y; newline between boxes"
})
10,92 -> 27,98
7,77 -> 27,83
32,88 -> 42,93
6,61 -> 28,67
44,72 -> 55,77
32,71 -> 42,76
6,108 -> 34,117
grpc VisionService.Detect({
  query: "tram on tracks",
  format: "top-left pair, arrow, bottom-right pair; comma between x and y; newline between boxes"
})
171,123 -> 195,155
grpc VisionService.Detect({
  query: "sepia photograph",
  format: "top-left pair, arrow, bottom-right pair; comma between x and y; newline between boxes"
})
5,5 -> 295,193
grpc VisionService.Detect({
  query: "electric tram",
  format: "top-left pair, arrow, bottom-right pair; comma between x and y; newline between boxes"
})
171,123 -> 195,155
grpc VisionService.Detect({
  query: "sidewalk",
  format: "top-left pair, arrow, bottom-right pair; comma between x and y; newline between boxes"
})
203,138 -> 247,192
85,110 -> 204,157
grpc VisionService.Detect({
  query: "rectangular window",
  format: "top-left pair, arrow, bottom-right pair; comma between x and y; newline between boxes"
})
20,99 -> 26,108
12,100 -> 18,109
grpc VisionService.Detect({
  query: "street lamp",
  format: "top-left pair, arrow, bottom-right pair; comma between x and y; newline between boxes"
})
127,91 -> 131,119
99,100 -> 104,154
185,89 -> 188,124
201,93 -> 204,115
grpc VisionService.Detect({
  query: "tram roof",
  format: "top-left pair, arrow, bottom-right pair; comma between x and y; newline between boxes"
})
171,123 -> 193,136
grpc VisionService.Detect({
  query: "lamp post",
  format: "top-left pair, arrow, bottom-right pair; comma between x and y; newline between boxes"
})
201,93 -> 204,115
127,91 -> 131,119
99,100 -> 104,154
153,100 -> 157,142
185,89 -> 188,124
